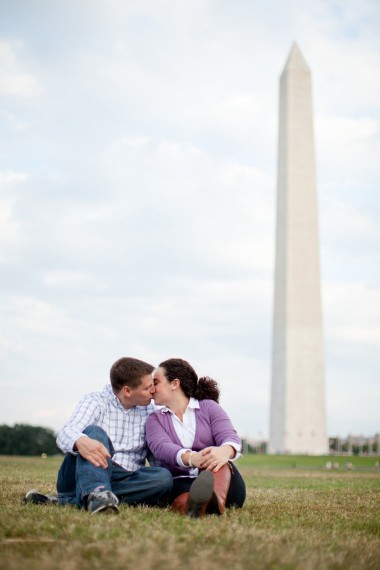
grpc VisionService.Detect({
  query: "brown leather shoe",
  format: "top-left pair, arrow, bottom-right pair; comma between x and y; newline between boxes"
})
171,492 -> 190,515
207,463 -> 232,515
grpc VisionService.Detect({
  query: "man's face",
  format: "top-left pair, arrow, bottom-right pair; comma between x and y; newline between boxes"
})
127,373 -> 155,407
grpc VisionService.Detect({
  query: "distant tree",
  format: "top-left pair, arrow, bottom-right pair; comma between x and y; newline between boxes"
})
0,425 -> 13,455
0,424 -> 60,456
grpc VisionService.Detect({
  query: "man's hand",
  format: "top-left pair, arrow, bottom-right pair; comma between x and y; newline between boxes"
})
75,436 -> 111,468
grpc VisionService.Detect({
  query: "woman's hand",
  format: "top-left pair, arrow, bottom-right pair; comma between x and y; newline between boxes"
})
200,445 -> 235,472
189,450 -> 203,468
181,450 -> 203,469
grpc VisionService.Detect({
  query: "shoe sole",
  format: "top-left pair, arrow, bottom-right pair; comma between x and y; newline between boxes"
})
90,503 -> 120,515
188,470 -> 214,518
24,489 -> 53,505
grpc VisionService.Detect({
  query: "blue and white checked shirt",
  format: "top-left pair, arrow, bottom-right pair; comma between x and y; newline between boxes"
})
56,384 -> 154,472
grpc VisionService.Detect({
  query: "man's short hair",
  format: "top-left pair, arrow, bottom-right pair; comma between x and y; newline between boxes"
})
110,357 -> 154,391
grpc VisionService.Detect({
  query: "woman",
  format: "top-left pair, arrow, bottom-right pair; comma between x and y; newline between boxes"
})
146,358 -> 246,517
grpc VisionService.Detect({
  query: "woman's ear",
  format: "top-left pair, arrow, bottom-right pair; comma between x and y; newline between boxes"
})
172,378 -> 180,391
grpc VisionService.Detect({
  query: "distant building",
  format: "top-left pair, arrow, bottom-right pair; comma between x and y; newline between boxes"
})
242,433 -> 379,455
329,434 -> 380,455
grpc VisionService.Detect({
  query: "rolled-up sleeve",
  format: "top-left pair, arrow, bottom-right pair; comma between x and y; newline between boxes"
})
206,400 -> 242,458
56,394 -> 102,454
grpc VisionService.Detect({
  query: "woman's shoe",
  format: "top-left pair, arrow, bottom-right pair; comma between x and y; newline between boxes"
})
187,470 -> 214,518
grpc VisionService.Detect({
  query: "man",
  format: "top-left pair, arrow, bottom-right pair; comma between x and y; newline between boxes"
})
24,357 -> 172,514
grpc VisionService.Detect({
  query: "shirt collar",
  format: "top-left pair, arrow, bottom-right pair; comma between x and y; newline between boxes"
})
160,397 -> 200,414
105,384 -> 124,409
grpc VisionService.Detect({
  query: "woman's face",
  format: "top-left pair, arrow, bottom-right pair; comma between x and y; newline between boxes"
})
152,366 -> 173,406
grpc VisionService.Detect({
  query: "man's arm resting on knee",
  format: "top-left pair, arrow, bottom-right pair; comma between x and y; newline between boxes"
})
74,436 -> 111,469
56,393 -> 104,454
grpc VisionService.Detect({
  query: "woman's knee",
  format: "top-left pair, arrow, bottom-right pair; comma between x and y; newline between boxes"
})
227,465 -> 246,508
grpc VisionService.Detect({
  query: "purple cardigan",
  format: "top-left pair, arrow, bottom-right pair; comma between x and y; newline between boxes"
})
146,399 -> 241,477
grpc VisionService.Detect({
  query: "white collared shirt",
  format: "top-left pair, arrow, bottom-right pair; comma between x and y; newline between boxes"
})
160,397 -> 199,475
160,397 -> 241,476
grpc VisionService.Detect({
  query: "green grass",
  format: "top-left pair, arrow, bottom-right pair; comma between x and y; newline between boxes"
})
0,455 -> 379,570
240,454 -> 380,469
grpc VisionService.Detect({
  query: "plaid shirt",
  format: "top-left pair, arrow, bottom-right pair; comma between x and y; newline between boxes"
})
56,384 -> 154,472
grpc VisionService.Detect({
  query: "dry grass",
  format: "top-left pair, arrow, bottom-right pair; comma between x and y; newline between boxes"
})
0,455 -> 379,570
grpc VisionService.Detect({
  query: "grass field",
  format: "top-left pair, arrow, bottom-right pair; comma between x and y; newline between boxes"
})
0,454 -> 379,570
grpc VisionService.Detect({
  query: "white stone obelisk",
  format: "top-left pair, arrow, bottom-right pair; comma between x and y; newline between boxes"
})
268,43 -> 328,455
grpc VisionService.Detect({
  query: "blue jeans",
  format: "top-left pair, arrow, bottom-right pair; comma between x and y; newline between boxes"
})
56,425 -> 172,508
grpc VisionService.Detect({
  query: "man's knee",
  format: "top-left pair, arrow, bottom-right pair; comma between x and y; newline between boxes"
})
162,468 -> 173,491
82,425 -> 111,447
152,467 -> 173,493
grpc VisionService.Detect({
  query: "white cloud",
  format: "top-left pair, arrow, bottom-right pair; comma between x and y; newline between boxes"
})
0,171 -> 28,260
316,115 -> 380,186
101,135 -> 275,275
327,371 -> 380,436
0,41 -> 44,98
9,296 -> 81,338
324,282 -> 380,345
43,270 -> 93,287
0,172 -> 28,185
321,195 -> 380,247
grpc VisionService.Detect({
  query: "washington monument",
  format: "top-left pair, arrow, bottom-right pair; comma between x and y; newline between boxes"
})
269,43 -> 328,455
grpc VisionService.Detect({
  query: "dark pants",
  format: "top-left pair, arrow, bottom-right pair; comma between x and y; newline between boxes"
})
171,462 -> 246,507
56,425 -> 173,508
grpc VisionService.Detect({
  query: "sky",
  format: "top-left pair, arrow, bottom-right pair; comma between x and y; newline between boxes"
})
0,0 -> 379,440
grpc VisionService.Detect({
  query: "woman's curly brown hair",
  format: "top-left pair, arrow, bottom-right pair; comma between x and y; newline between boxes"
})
159,358 -> 220,403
